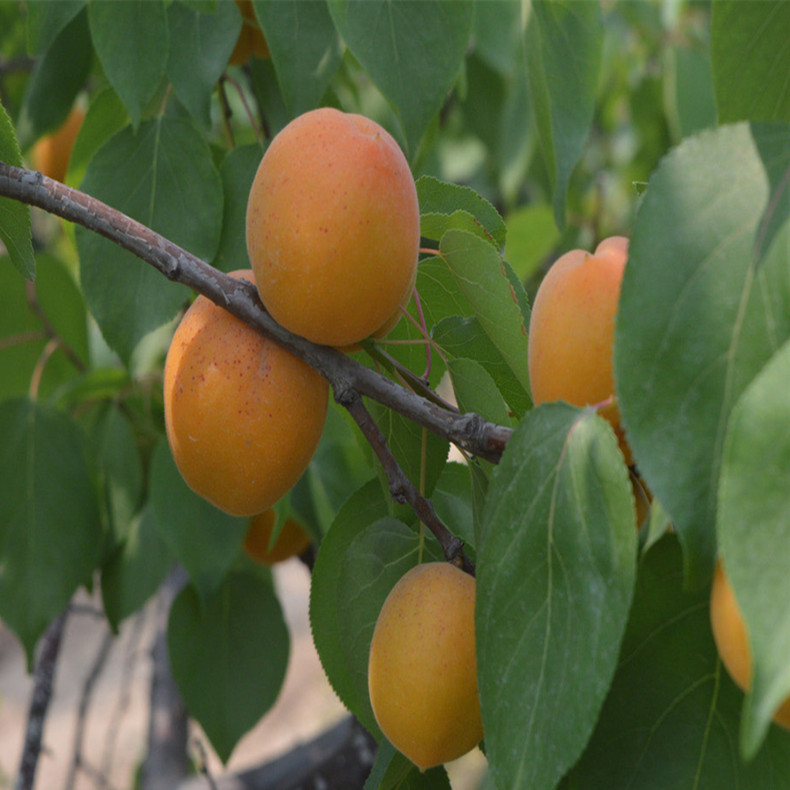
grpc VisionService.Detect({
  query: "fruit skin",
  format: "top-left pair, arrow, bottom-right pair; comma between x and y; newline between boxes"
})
710,561 -> 790,730
368,562 -> 483,771
243,509 -> 311,565
246,107 -> 420,348
31,106 -> 84,183
229,0 -> 269,65
528,236 -> 631,461
163,270 -> 328,517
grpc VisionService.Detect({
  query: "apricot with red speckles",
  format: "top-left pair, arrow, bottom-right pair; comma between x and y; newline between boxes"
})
245,107 -> 419,347
163,270 -> 328,516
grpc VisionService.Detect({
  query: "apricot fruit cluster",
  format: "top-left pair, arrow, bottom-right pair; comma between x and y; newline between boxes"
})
368,562 -> 483,771
528,236 -> 631,462
245,107 -> 420,348
710,561 -> 790,730
163,270 -> 328,517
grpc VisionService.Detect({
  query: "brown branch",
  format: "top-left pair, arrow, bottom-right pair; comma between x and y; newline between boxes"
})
337,386 -> 474,574
0,162 -> 512,464
15,610 -> 69,790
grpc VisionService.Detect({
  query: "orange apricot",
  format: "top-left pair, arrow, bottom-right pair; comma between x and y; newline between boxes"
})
229,0 -> 269,65
243,509 -> 311,564
527,236 -> 631,462
710,561 -> 790,730
31,106 -> 84,183
368,562 -> 483,771
245,107 -> 420,348
163,270 -> 328,517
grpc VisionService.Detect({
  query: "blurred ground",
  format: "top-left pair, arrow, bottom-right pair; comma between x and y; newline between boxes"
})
0,561 -> 486,789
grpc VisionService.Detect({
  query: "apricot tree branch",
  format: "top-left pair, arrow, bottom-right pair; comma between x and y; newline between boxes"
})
15,610 -> 69,790
336,386 -> 474,574
0,162 -> 512,464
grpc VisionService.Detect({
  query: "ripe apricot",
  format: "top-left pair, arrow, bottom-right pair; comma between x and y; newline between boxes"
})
710,561 -> 790,730
243,509 -> 311,564
163,270 -> 328,517
229,0 -> 269,65
528,236 -> 632,462
245,107 -> 420,347
368,562 -> 483,771
31,106 -> 84,183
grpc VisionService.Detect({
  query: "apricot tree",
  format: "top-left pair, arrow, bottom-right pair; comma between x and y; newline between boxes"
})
1,2 -> 790,790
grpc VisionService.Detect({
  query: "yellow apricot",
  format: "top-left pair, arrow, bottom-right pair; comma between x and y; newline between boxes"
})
243,509 -> 311,564
368,562 -> 483,771
163,270 -> 328,517
246,107 -> 420,347
31,106 -> 84,183
229,0 -> 269,65
528,236 -> 632,462
710,561 -> 790,730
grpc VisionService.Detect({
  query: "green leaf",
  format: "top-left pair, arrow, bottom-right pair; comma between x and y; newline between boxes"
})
252,0 -> 341,118
433,315 -> 531,419
415,255 -> 473,330
168,571 -> 289,763
478,402 -> 636,790
0,398 -> 101,666
101,504 -> 173,631
668,41 -> 717,140
712,0 -> 790,124
431,461 -> 476,555
328,1 -> 474,157
615,123 -> 790,587
18,8 -> 91,147
525,0 -> 604,228
26,0 -> 85,55
213,143 -> 262,272
504,202 -> 561,282
75,116 -> 223,362
448,357 -> 511,428
563,535 -> 790,789
166,0 -> 240,128
718,340 -> 790,757
0,254 -> 88,400
88,0 -> 169,128
440,229 -> 531,400
66,86 -> 128,184
90,403 -> 143,545
0,101 -> 35,280
148,439 -> 248,602
310,479 -> 391,737
417,175 -> 506,248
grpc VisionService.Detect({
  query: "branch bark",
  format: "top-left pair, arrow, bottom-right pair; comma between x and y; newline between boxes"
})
0,162 -> 512,465
15,610 -> 69,790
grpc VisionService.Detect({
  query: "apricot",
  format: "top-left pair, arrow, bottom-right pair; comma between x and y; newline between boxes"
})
710,561 -> 790,730
245,107 -> 420,347
368,562 -> 483,771
31,106 -> 84,183
229,0 -> 269,65
528,236 -> 631,462
163,270 -> 328,517
243,509 -> 311,564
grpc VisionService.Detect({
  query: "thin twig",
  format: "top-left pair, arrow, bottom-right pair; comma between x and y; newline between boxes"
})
25,280 -> 87,373
336,385 -> 474,574
0,162 -> 512,464
15,610 -> 69,790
